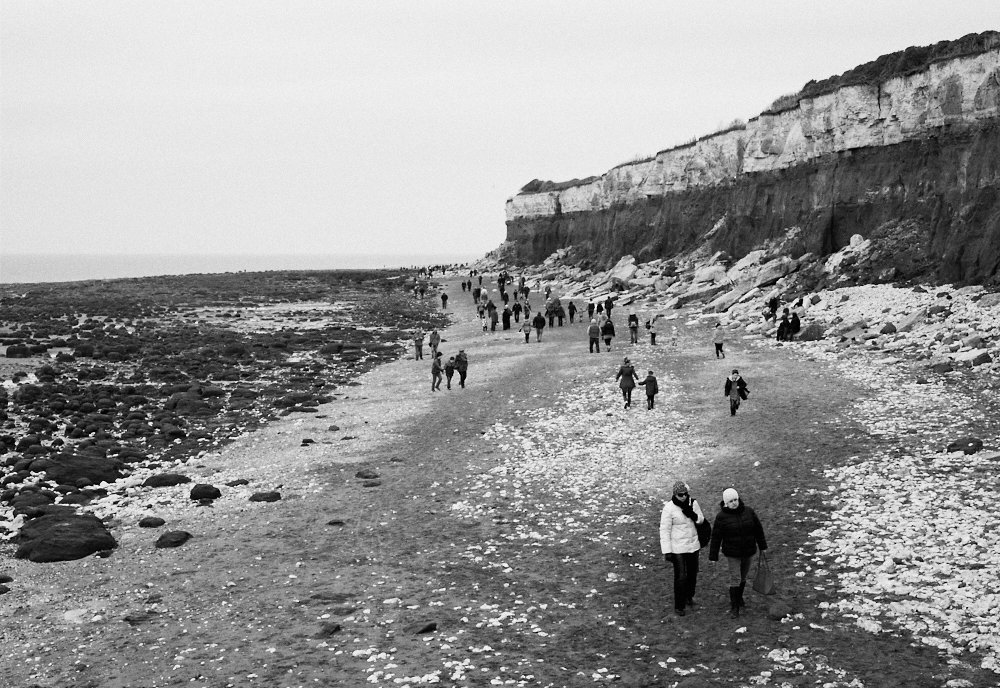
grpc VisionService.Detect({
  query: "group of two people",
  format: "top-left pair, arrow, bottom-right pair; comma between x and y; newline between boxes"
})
661,481 -> 767,617
430,347 -> 468,391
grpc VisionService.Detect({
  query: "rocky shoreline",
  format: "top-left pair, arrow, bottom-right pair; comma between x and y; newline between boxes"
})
0,269 -> 449,564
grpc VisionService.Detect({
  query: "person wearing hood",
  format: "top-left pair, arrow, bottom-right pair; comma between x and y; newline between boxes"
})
724,369 -> 749,416
615,357 -> 639,409
660,481 -> 707,617
708,488 -> 767,617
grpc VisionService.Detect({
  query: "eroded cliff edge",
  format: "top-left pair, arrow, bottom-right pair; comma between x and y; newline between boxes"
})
504,32 -> 1000,284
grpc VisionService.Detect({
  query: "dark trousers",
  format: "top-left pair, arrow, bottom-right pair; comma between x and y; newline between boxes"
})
670,552 -> 700,611
589,337 -> 600,353
715,343 -> 724,358
730,397 -> 740,415
445,371 -> 454,389
630,327 -> 638,343
650,333 -> 656,345
458,370 -> 467,388
621,388 -> 633,406
646,394 -> 655,409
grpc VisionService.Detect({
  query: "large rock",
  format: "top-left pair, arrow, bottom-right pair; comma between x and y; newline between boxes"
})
33,453 -> 124,486
143,474 -> 192,488
15,513 -> 117,562
797,322 -> 825,341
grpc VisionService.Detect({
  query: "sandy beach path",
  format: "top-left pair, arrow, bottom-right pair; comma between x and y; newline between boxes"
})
2,276 -> 996,687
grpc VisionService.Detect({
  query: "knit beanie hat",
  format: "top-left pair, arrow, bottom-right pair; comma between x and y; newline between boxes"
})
723,488 -> 739,502
672,481 -> 688,495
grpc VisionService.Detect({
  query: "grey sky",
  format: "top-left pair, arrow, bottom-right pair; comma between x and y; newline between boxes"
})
1,1 -> 996,258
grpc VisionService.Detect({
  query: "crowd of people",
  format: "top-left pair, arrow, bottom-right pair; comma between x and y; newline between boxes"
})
409,267 -> 771,621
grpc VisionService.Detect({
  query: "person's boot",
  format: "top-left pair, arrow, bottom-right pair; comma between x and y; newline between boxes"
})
738,582 -> 747,611
728,587 -> 740,617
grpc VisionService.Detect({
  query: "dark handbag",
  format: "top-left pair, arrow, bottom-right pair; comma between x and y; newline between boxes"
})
752,552 -> 776,594
695,519 -> 711,549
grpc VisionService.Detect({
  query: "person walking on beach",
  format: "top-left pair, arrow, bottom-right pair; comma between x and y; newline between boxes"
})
708,487 -> 768,618
428,329 -> 441,357
444,356 -> 456,389
604,296 -> 614,319
567,301 -> 577,324
431,352 -> 443,391
601,318 -> 616,350
628,312 -> 640,344
413,331 -> 425,360
441,292 -> 448,309
501,305 -> 512,330
455,350 -> 469,388
638,369 -> 659,409
587,302 -> 596,321
647,317 -> 658,345
587,319 -> 601,353
660,481 -> 707,617
724,369 -> 749,416
615,357 -> 639,409
512,301 -> 522,323
532,311 -> 546,342
713,323 -> 725,358
520,320 -> 532,343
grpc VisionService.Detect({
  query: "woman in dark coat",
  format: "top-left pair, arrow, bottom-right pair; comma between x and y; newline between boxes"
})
708,488 -> 767,617
600,318 -> 616,350
614,357 -> 639,409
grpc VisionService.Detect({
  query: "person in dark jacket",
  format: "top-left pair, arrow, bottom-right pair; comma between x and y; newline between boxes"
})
601,318 -> 616,350
531,312 -> 546,342
790,311 -> 801,338
637,370 -> 659,409
724,370 -> 748,416
627,312 -> 640,344
454,350 -> 469,388
708,488 -> 767,617
444,356 -> 456,389
587,302 -> 596,320
615,357 -> 639,409
567,301 -> 577,323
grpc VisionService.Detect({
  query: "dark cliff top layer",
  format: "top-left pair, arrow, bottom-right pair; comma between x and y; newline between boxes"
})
764,30 -> 999,115
513,30 -> 998,198
517,177 -> 601,194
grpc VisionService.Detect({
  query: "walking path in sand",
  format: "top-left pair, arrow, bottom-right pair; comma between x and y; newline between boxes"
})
3,275 -> 999,687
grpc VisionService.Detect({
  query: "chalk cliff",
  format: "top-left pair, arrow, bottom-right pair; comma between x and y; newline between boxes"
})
504,32 -> 1000,284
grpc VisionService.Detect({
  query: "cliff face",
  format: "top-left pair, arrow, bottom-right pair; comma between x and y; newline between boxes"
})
505,34 -> 1000,284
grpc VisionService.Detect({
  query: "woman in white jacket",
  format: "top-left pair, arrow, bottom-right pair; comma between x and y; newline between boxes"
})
660,481 -> 707,616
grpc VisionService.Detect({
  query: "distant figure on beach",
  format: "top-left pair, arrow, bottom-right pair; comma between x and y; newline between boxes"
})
713,323 -> 725,358
790,311 -> 801,338
587,302 -> 596,320
431,352 -> 443,391
638,369 -> 659,409
490,305 -> 499,332
647,317 -> 658,345
455,350 -> 469,388
776,310 -> 791,342
587,319 -> 601,353
601,318 -> 616,350
441,292 -> 448,309
615,357 -> 639,409
512,301 -> 522,323
461,282 -> 466,293
413,331 -> 425,360
604,296 -> 614,319
661,481 -> 707,617
531,312 -> 546,342
520,320 -> 532,343
428,329 -> 441,357
708,487 -> 768,618
724,369 -> 749,416
502,305 -> 511,330
765,295 -> 779,321
628,312 -> 640,344
444,356 -> 456,389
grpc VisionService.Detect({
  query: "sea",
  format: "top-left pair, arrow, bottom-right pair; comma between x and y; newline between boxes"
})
0,253 -> 483,285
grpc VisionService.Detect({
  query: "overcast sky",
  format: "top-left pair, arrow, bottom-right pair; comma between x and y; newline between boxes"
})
2,1 -> 996,259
